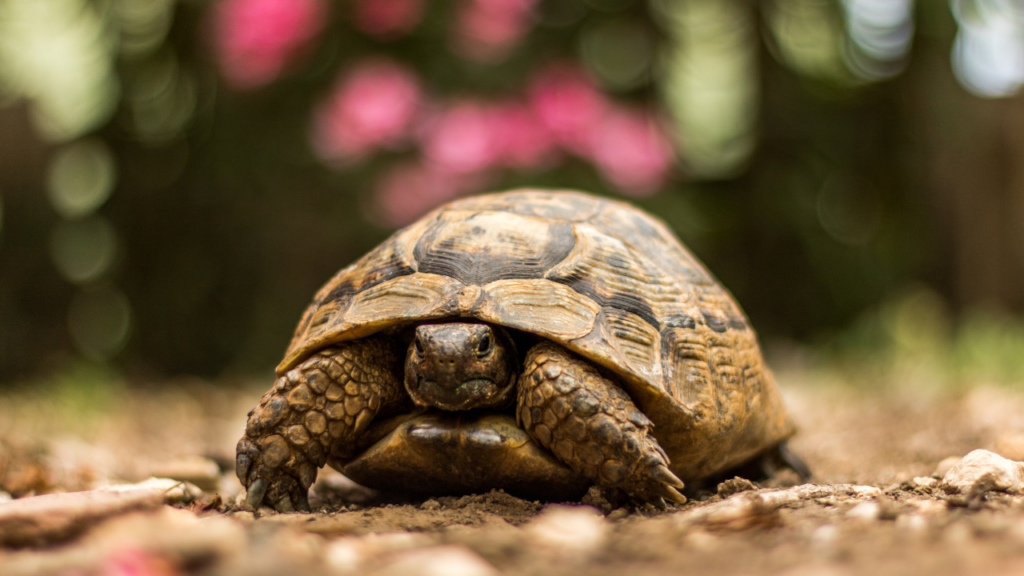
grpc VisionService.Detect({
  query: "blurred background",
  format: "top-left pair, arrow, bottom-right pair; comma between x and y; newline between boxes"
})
2,0 -> 1024,386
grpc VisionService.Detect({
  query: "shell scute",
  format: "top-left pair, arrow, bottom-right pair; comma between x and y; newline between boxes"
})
412,211 -> 576,285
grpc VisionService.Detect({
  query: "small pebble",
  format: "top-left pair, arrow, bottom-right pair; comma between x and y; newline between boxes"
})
908,499 -> 945,516
375,545 -> 498,576
683,530 -> 719,551
326,538 -> 364,573
421,499 -> 441,511
942,449 -> 1024,495
526,505 -> 607,553
810,525 -> 838,547
896,514 -> 927,532
912,477 -> 938,489
717,477 -> 757,498
846,501 -> 880,521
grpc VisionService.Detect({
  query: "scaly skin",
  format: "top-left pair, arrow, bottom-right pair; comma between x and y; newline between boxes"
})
517,341 -> 686,505
236,337 -> 404,512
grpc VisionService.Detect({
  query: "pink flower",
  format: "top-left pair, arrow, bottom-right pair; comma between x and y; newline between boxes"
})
313,60 -> 424,162
454,0 -> 538,61
213,0 -> 327,89
374,161 -> 486,226
420,101 -> 498,173
528,65 -> 609,156
354,0 -> 425,39
487,101 -> 557,170
587,108 -> 675,196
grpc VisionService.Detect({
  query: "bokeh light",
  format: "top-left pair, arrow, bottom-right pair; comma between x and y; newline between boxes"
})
313,59 -> 424,163
422,101 -> 501,174
125,49 -> 197,144
765,0 -> 853,82
46,139 -> 116,220
48,216 -> 118,285
579,17 -> 655,91
453,0 -> 539,61
816,173 -> 882,246
659,0 -> 757,178
68,285 -> 133,361
840,0 -> 914,80
354,0 -> 425,39
114,0 -> 175,57
951,0 -> 1024,97
586,108 -> 674,196
0,0 -> 119,141
486,101 -> 558,171
213,0 -> 327,89
527,65 -> 608,157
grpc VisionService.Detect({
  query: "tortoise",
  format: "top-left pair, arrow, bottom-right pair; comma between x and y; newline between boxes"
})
236,189 -> 803,511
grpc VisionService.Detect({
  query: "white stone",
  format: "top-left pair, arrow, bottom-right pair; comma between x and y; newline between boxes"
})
373,546 -> 498,576
911,477 -> 938,488
670,484 -> 884,531
810,525 -> 838,547
683,530 -> 719,551
326,538 -> 365,573
895,514 -> 928,532
525,505 -> 607,553
107,477 -> 203,504
846,501 -> 880,521
941,449 -> 1024,494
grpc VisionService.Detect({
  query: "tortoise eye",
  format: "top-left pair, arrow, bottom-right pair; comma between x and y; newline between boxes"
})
414,337 -> 424,356
478,334 -> 492,356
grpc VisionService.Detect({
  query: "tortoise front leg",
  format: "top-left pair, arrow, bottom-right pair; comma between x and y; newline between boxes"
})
236,337 -> 404,512
517,341 -> 686,505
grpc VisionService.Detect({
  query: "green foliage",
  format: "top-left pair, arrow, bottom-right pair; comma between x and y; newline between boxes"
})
818,288 -> 1024,389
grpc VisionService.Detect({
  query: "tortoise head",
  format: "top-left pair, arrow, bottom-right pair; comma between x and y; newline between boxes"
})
404,322 -> 517,411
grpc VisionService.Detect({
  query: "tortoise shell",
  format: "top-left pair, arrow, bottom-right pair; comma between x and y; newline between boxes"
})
278,189 -> 796,481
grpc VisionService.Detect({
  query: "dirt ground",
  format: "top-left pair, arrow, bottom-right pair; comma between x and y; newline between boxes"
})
5,364 -> 1024,576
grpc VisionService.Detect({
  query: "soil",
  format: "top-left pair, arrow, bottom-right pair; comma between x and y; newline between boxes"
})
4,367 -> 1024,575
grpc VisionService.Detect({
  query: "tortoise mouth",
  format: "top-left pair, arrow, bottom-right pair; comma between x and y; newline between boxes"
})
329,411 -> 590,501
407,377 -> 513,411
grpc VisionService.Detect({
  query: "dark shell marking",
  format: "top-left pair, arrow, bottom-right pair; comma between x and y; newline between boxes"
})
278,189 -> 795,481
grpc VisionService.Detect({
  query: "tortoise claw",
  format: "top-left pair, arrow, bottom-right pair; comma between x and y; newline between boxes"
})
652,465 -> 685,489
244,478 -> 268,511
652,482 -> 687,505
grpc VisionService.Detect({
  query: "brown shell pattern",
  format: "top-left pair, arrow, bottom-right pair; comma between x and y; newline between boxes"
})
279,189 -> 795,479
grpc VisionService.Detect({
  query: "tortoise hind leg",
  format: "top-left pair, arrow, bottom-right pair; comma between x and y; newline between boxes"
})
760,441 -> 811,481
236,337 -> 404,512
517,341 -> 687,505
